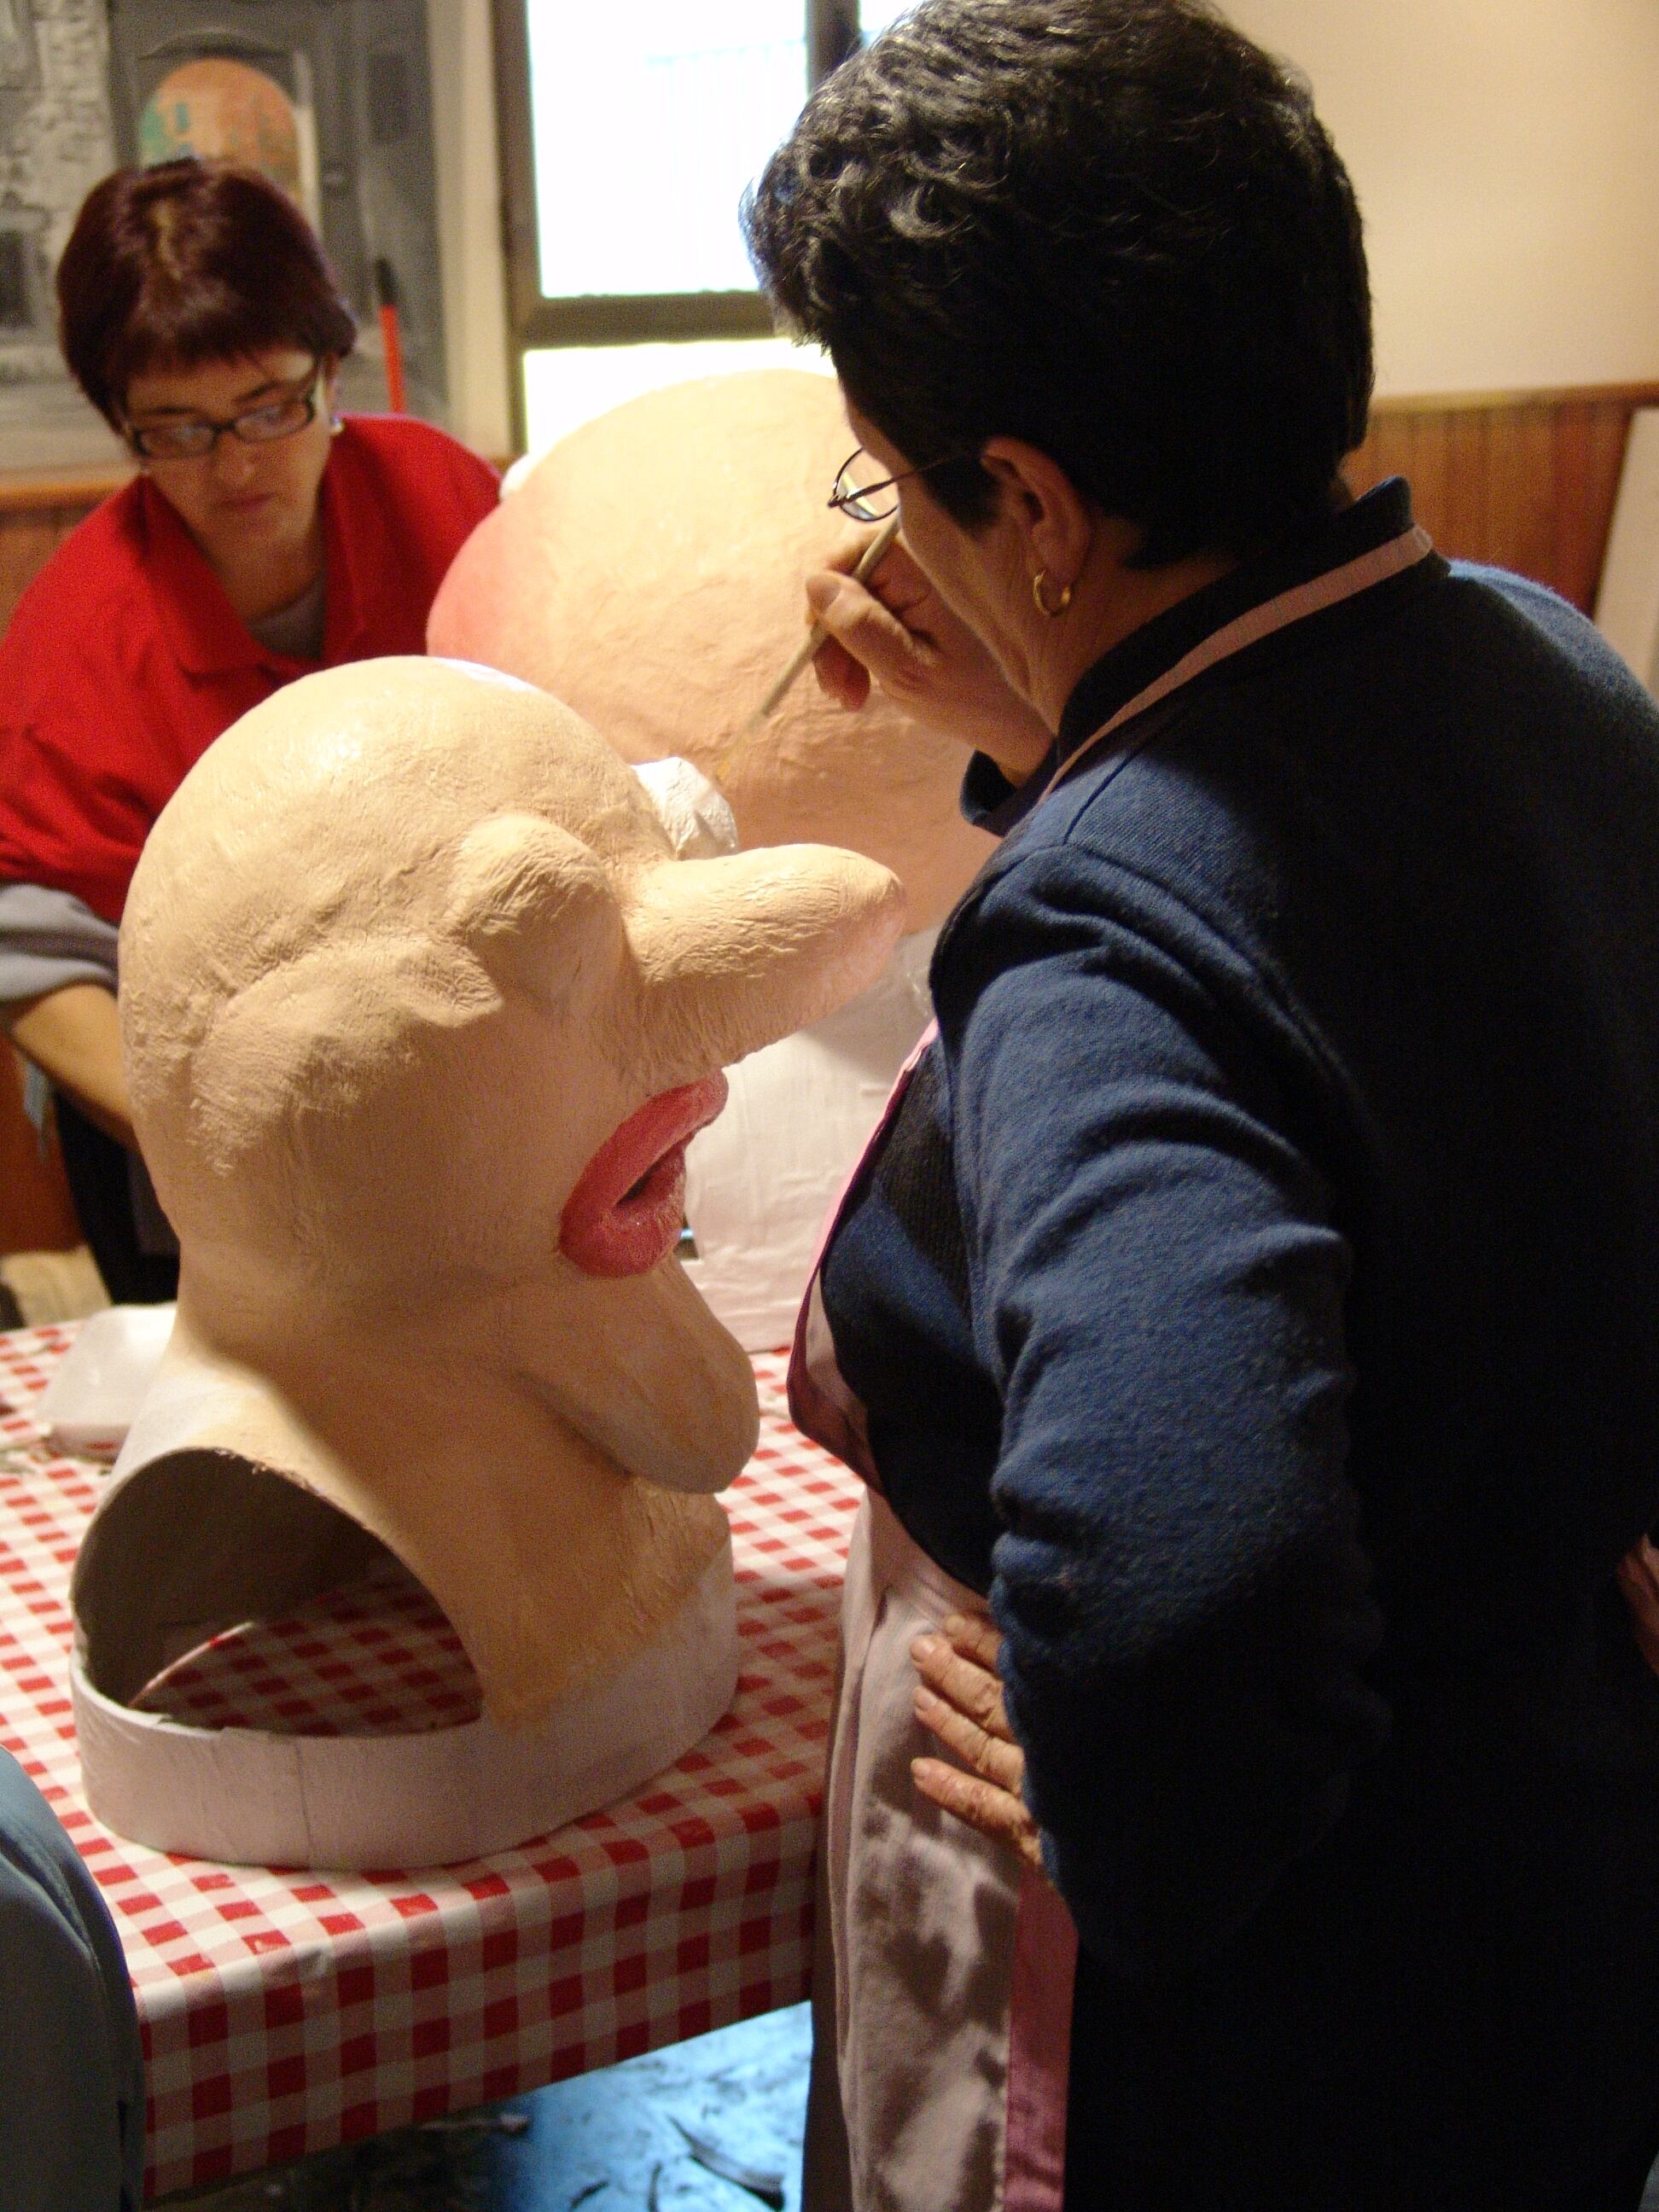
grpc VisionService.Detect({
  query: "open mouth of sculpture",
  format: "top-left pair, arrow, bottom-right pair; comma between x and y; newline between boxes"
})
560,1072 -> 729,1277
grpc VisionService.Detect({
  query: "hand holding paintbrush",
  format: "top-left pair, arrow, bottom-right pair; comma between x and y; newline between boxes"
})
719,513 -> 1054,789
719,515 -> 903,780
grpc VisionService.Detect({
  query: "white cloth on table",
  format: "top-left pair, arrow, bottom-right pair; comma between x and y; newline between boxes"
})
684,931 -> 937,1353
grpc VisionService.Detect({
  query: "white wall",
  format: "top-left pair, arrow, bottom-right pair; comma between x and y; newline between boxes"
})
427,0 -> 514,457
1228,0 -> 1659,397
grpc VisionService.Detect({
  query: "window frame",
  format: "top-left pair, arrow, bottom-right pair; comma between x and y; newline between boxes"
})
492,0 -> 860,436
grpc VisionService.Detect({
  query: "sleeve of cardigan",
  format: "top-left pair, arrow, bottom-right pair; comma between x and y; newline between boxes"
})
937,843 -> 1391,1981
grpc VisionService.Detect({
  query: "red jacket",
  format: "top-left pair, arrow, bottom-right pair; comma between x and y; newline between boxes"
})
0,414 -> 498,925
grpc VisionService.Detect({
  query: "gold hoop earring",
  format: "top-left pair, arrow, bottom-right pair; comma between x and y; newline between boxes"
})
1033,569 -> 1073,619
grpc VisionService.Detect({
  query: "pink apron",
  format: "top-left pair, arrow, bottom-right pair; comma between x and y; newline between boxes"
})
788,514 -> 1437,2212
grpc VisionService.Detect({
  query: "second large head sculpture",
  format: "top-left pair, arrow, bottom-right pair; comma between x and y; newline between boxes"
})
70,656 -> 903,1866
427,370 -> 994,934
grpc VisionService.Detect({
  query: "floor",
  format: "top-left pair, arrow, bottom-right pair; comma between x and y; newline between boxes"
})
171,2003 -> 814,2211
167,2028 -> 1659,2212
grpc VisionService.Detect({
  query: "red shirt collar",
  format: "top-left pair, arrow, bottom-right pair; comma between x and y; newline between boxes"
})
137,426 -> 381,678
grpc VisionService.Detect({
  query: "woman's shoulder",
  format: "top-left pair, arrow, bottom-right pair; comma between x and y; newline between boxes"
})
323,416 -> 498,631
954,733 -> 1254,937
934,740 -> 1307,1079
332,413 -> 499,520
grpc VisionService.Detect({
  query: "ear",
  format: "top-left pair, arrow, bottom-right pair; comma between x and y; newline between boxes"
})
443,812 -> 626,1011
980,436 -> 1100,590
620,845 -> 906,1092
184,934 -> 479,1177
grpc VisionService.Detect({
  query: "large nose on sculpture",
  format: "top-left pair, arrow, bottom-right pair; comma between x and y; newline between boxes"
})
556,842 -> 904,1276
618,844 -> 908,1099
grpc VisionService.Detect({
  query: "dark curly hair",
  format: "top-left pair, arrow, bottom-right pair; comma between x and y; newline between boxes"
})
57,159 -> 356,428
743,0 -> 1373,565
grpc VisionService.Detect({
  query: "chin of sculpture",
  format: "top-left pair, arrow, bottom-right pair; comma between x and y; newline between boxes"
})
69,657 -> 904,1868
428,370 -> 998,1349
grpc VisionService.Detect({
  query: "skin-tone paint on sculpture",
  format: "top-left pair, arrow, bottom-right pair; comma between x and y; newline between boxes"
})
101,659 -> 905,1727
425,370 -> 999,934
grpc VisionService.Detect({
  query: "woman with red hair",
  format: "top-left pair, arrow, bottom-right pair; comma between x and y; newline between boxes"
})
0,160 -> 497,1300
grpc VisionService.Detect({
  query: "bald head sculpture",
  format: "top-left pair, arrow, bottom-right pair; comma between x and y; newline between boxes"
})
427,371 -> 994,930
70,659 -> 903,1862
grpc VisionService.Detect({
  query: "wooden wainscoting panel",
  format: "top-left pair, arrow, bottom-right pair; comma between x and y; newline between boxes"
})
1494,406 -> 1559,591
1557,399 -> 1645,614
1446,408 -> 1496,562
1391,411 -> 1452,549
1550,401 -> 1601,612
1348,385 -> 1659,612
0,471 -> 126,635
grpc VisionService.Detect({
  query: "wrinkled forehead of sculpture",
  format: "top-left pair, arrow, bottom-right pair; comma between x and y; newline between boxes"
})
427,371 -> 994,930
119,656 -> 901,1295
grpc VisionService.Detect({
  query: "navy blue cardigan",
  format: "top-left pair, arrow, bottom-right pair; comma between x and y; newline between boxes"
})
820,483 -> 1659,2210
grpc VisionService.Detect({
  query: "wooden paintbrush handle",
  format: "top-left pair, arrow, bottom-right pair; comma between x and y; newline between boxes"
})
725,514 -> 905,767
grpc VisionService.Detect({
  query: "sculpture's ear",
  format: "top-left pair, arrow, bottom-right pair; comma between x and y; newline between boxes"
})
443,812 -> 626,1010
185,935 -> 487,1176
621,844 -> 906,1091
176,817 -> 625,1182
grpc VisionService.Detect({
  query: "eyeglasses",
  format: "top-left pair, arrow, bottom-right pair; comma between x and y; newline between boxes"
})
828,445 -> 960,522
125,361 -> 325,462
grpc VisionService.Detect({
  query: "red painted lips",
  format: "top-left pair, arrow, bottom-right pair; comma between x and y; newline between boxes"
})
559,1073 -> 729,1278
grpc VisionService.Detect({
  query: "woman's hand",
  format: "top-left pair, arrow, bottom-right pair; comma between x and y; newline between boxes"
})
911,1613 -> 1045,1872
806,532 -> 1053,779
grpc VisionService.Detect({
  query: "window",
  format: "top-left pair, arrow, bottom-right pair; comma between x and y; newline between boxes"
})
495,2 -> 911,450
854,0 -> 916,35
528,6 -> 807,301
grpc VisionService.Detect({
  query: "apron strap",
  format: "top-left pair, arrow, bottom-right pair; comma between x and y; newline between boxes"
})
1004,1866 -> 1080,2212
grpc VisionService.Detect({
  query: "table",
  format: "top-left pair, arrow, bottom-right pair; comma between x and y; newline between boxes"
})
0,1324 -> 859,2199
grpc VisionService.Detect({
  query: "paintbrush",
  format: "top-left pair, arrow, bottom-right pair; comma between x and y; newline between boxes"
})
719,513 -> 903,781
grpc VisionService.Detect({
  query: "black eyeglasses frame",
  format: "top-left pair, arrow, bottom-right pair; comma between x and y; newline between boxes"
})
827,445 -> 965,522
124,358 -> 327,463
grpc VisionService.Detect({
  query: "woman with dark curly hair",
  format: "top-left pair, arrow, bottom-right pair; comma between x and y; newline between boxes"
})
0,160 -> 498,1301
746,5 -> 1659,2208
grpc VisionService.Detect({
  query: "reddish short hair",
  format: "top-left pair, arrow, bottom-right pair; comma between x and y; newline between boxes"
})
57,159 -> 357,425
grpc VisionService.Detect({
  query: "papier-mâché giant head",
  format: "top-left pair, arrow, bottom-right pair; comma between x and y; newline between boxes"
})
426,371 -> 995,931
70,659 -> 903,1865
122,656 -> 901,1315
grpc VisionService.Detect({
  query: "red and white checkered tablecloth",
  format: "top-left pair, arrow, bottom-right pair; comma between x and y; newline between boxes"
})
0,1324 -> 860,2200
